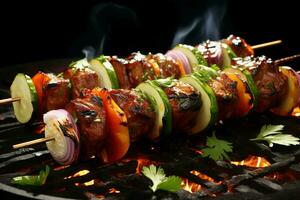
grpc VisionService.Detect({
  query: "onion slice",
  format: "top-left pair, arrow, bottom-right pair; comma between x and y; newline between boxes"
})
43,109 -> 80,165
166,50 -> 193,74
197,41 -> 223,68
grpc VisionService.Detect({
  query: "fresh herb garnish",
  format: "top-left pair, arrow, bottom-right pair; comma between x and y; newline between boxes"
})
202,132 -> 233,161
152,77 -> 176,88
193,66 -> 219,82
142,165 -> 182,192
11,165 -> 50,186
250,124 -> 300,147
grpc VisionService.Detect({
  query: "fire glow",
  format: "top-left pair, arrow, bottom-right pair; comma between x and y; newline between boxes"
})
182,170 -> 221,193
231,155 -> 271,168
136,157 -> 159,174
65,169 -> 95,186
291,107 -> 300,117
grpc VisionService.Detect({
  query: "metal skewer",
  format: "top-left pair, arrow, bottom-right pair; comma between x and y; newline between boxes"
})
275,54 -> 300,66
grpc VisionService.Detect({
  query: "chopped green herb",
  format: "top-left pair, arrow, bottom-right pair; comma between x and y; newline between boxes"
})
250,124 -> 300,147
11,165 -> 50,186
202,132 -> 233,161
142,165 -> 182,193
153,77 -> 176,88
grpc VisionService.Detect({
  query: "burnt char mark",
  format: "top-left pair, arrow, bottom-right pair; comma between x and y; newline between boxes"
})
169,93 -> 201,112
131,104 -> 142,113
46,82 -> 58,88
79,110 -> 98,118
58,120 -> 79,144
91,96 -> 103,107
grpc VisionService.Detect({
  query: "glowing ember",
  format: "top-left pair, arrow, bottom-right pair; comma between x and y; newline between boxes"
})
182,170 -> 221,193
136,158 -> 159,174
54,165 -> 69,171
231,155 -> 271,168
182,179 -> 201,193
65,169 -> 95,186
73,169 -> 90,176
109,188 -> 120,194
291,107 -> 300,116
189,147 -> 203,155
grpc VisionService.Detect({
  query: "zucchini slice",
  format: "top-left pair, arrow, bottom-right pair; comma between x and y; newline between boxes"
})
174,44 -> 208,71
180,75 -> 218,134
89,55 -> 119,89
10,73 -> 38,123
136,81 -> 172,140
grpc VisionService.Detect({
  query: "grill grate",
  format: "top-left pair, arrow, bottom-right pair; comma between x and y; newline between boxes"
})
1,105 -> 300,200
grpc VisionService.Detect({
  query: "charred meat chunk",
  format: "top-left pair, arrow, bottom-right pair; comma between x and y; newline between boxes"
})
245,56 -> 288,112
147,53 -> 181,79
163,80 -> 201,132
126,52 -> 156,87
109,56 -> 132,89
64,67 -> 99,99
66,92 -> 106,159
224,35 -> 254,57
44,74 -> 71,112
110,89 -> 155,141
208,73 -> 238,120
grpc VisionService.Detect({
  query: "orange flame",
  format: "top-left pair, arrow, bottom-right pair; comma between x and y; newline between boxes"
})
65,169 -> 95,186
182,170 -> 221,193
109,188 -> 120,194
231,155 -> 271,168
291,106 -> 300,117
135,157 -> 159,174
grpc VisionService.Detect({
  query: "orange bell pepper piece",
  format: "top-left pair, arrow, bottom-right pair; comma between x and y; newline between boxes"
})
92,88 -> 130,163
226,73 -> 252,117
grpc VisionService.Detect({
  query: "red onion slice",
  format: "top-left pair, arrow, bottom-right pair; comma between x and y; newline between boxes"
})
166,49 -> 193,74
43,109 -> 80,165
197,41 -> 223,68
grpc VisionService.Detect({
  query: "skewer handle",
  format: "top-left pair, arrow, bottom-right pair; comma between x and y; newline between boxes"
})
252,40 -> 282,50
275,54 -> 300,65
13,136 -> 55,149
0,97 -> 21,105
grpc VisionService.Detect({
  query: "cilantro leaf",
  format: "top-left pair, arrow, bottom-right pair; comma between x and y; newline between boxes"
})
156,176 -> 182,192
11,165 -> 50,186
142,165 -> 182,192
202,132 -> 233,161
250,124 -> 300,147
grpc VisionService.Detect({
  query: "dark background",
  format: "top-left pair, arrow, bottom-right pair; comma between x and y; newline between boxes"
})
0,0 -> 299,68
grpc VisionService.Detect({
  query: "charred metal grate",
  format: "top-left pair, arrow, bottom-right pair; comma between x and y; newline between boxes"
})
1,104 -> 300,200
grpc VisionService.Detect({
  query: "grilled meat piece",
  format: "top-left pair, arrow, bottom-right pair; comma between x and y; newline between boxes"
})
163,80 -> 201,132
147,53 -> 181,79
66,92 -> 106,159
241,56 -> 288,112
44,74 -> 71,112
224,35 -> 254,57
208,73 -> 238,120
126,52 -> 156,87
109,56 -> 132,89
110,89 -> 155,141
64,67 -> 99,99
